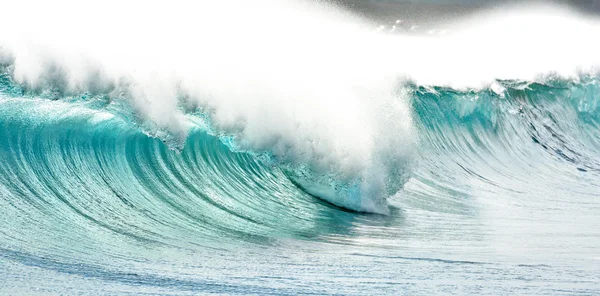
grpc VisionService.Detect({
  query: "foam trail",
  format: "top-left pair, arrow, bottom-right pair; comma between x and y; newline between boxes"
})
1,0 -> 600,212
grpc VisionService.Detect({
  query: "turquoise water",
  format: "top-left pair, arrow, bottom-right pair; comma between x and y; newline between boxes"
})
1,69 -> 599,294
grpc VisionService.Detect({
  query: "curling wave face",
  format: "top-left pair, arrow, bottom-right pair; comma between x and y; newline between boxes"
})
1,69 -> 600,294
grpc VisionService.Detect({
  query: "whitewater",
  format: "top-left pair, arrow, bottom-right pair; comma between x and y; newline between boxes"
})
0,0 -> 599,294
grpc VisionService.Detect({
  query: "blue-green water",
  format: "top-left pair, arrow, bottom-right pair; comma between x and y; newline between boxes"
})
2,1 -> 600,292
1,67 -> 599,294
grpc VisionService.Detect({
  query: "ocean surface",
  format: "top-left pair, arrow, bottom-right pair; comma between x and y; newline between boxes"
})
1,0 -> 599,295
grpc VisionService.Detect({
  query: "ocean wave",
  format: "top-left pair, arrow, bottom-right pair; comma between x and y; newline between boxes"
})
3,0 -> 600,213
